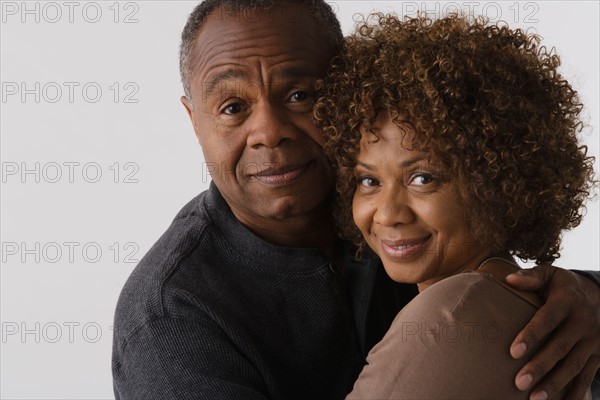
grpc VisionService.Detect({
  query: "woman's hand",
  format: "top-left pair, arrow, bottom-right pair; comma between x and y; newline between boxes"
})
505,265 -> 600,400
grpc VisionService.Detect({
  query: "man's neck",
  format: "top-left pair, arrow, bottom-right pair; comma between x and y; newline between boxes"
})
232,206 -> 337,259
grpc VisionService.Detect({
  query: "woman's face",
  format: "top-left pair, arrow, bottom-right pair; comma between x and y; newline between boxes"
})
352,112 -> 488,291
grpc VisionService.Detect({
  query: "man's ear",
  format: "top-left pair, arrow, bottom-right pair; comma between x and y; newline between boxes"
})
181,96 -> 201,141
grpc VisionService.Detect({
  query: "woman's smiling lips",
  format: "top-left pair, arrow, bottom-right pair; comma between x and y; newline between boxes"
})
380,235 -> 432,260
250,161 -> 313,185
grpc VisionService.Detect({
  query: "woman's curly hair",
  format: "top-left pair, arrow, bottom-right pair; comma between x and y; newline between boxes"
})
314,13 -> 596,263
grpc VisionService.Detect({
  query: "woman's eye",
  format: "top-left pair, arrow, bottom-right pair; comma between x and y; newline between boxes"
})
289,91 -> 311,102
357,177 -> 380,187
411,173 -> 436,186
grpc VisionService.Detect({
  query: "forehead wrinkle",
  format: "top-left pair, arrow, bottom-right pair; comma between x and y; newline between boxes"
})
197,55 -> 321,101
195,21 -> 321,67
194,41 -> 317,86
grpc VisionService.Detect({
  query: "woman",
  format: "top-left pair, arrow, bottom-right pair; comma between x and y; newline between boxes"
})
314,14 -> 596,399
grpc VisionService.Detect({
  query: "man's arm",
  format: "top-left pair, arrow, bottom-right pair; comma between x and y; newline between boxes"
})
506,267 -> 600,400
572,270 -> 600,288
113,317 -> 270,400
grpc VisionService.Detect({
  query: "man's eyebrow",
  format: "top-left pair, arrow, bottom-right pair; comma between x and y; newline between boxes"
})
202,67 -> 317,98
275,67 -> 318,80
204,70 -> 248,96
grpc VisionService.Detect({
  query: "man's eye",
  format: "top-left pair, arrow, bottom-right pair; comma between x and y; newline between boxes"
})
288,91 -> 311,102
357,177 -> 379,187
222,102 -> 243,115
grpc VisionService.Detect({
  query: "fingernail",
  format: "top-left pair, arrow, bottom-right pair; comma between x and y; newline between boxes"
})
531,390 -> 548,400
515,373 -> 533,390
511,342 -> 527,358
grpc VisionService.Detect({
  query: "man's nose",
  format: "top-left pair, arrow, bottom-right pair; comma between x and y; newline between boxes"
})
246,102 -> 297,148
372,187 -> 416,227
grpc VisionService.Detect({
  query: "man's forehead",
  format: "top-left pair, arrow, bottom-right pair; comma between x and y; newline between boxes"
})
192,2 -> 329,61
189,5 -> 330,94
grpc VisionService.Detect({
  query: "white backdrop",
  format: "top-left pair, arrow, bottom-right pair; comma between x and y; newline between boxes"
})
1,1 -> 598,398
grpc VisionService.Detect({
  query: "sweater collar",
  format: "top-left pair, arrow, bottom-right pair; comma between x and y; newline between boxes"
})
203,182 -> 332,273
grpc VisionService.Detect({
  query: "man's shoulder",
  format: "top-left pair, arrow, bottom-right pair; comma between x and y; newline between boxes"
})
113,190 -> 220,345
126,189 -> 214,287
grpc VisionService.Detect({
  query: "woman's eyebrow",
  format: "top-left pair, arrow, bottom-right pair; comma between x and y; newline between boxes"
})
356,156 -> 427,171
356,161 -> 375,171
397,156 -> 427,168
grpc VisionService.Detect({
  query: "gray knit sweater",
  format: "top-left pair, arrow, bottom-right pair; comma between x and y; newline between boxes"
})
112,183 -> 417,399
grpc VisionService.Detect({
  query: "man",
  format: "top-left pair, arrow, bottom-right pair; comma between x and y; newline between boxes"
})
112,1 -> 600,399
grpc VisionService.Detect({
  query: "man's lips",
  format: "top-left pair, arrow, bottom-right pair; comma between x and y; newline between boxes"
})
250,161 -> 312,185
380,235 -> 432,260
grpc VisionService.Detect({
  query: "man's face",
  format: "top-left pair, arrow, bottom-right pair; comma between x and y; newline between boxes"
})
182,4 -> 335,227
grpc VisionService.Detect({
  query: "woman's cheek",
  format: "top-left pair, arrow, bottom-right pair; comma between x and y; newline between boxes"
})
353,193 -> 373,237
